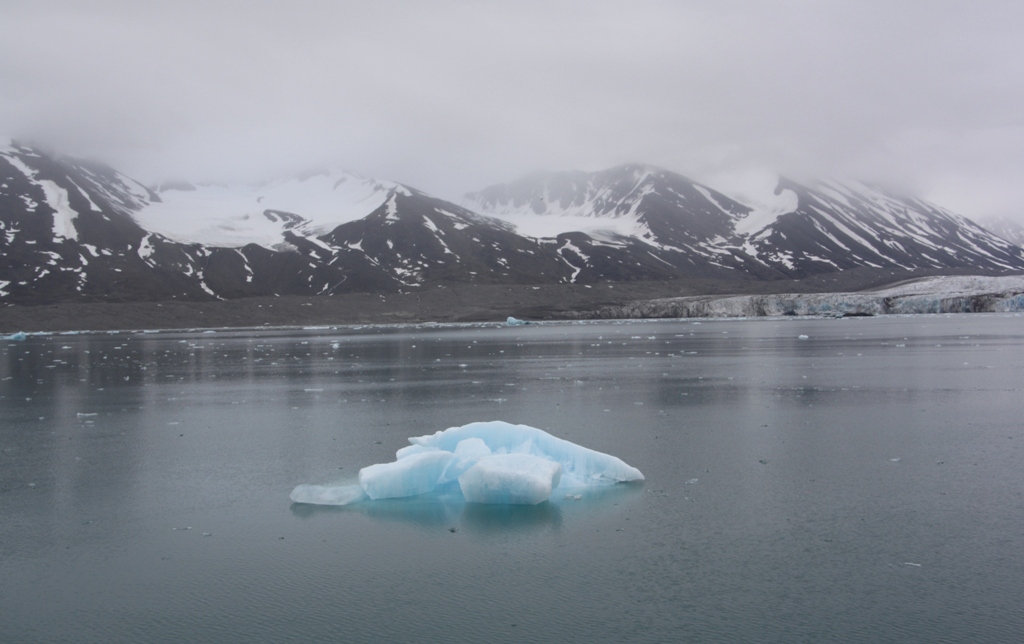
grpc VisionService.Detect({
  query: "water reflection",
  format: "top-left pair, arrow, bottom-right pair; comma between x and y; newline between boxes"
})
461,502 -> 562,534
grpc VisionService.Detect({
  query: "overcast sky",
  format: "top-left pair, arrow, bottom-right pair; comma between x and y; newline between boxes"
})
2,0 -> 1023,220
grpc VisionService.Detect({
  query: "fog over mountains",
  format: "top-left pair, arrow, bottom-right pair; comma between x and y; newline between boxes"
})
2,140 -> 1022,305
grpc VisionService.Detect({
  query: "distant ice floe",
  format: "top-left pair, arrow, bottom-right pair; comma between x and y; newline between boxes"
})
290,421 -> 644,506
2,331 -> 27,341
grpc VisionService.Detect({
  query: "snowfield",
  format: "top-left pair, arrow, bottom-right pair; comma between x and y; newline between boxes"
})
134,170 -> 395,248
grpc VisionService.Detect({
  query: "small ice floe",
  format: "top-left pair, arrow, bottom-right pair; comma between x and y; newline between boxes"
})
2,331 -> 27,341
76,412 -> 98,418
798,334 -> 809,340
903,562 -> 922,567
685,478 -> 698,485
172,526 -> 192,531
889,457 -> 902,462
291,421 -> 644,507
505,316 -> 529,326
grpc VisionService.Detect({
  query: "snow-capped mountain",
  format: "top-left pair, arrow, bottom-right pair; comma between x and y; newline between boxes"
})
464,164 -> 781,280
319,187 -> 571,287
741,178 -> 1024,274
0,141 -> 573,302
1,139 -> 211,302
3,140 -> 1023,306
979,216 -> 1024,248
468,165 -> 1024,279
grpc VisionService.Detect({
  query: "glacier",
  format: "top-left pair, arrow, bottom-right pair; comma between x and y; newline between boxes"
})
577,275 -> 1024,320
290,421 -> 644,506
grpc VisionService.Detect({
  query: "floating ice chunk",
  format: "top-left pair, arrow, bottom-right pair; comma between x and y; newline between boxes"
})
459,454 -> 562,505
506,316 -> 527,326
359,450 -> 455,500
798,334 -> 809,340
290,483 -> 367,505
290,421 -> 644,506
410,421 -> 644,489
2,331 -> 27,341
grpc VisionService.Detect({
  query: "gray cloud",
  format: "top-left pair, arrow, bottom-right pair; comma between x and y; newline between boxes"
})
2,0 -> 1023,221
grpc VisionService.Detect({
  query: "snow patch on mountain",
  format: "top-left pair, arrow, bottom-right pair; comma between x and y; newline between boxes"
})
484,211 -> 652,239
699,169 -> 798,237
134,169 -> 395,248
1,145 -> 80,241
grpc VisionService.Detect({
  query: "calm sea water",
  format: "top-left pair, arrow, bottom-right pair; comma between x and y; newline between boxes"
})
2,314 -> 1023,643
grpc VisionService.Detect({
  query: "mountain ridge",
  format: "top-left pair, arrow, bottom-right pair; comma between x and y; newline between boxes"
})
2,140 -> 1022,306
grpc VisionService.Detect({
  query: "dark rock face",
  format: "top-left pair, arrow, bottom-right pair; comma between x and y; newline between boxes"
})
3,142 -> 1022,306
320,188 -> 571,288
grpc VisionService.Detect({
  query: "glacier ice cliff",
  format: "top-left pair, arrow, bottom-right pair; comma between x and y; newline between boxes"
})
290,421 -> 644,506
575,275 -> 1024,319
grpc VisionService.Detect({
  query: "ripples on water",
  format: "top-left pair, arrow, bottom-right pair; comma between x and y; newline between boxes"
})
2,315 -> 1023,642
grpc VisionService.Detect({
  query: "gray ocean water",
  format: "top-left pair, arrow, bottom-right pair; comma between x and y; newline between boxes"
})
2,314 -> 1023,643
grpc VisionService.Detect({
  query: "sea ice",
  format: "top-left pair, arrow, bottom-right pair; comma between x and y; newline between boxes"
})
290,421 -> 644,506
2,331 -> 27,341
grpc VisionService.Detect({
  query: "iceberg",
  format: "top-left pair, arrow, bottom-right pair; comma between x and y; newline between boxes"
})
2,331 -> 27,341
290,421 -> 644,506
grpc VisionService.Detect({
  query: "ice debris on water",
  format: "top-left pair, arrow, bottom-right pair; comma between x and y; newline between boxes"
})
505,316 -> 529,326
2,331 -> 27,341
290,421 -> 644,506
798,334 -> 809,340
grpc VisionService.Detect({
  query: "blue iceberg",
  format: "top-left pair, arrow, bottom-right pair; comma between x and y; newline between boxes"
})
290,421 -> 644,506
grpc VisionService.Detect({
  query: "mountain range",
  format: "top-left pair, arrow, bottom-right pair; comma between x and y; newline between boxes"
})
2,139 -> 1022,305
